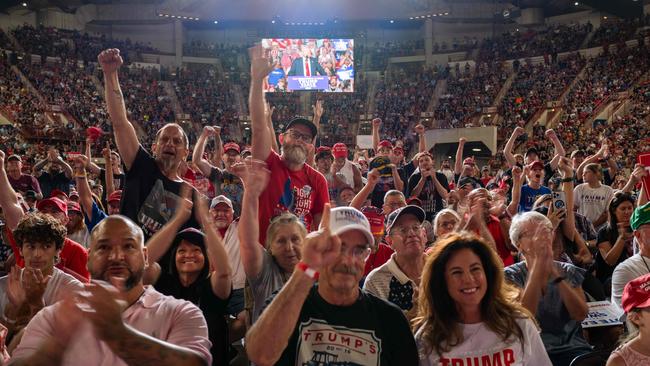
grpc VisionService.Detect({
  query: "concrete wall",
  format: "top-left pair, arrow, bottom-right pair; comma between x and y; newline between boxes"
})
545,10 -> 602,28
86,22 -> 176,54
0,11 -> 37,30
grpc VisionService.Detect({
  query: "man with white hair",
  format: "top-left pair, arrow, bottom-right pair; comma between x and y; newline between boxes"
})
246,205 -> 418,365
505,211 -> 591,366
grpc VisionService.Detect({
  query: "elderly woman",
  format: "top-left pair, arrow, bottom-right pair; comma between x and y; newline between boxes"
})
413,232 -> 550,365
432,209 -> 461,241
235,160 -> 307,323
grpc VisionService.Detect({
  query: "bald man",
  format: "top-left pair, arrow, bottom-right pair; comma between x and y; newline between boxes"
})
10,215 -> 212,366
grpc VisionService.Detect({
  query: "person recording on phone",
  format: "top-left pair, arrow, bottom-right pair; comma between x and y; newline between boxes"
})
287,41 -> 328,77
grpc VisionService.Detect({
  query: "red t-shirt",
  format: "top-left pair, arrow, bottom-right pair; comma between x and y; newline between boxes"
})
258,151 -> 329,246
7,228 -> 90,282
364,243 -> 394,276
485,215 -> 514,267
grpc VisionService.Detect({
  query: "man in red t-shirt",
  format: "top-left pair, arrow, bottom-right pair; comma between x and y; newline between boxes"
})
6,155 -> 42,200
249,44 -> 329,245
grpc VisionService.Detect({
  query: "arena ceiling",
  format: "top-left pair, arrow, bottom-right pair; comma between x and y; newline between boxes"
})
1,0 -> 645,21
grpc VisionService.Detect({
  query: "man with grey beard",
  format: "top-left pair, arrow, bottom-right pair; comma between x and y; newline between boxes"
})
249,44 -> 329,245
97,48 -> 200,242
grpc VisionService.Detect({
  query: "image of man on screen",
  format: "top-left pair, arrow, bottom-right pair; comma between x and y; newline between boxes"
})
288,41 -> 328,77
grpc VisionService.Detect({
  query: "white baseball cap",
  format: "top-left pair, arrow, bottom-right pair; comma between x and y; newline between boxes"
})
210,195 -> 233,210
325,207 -> 374,245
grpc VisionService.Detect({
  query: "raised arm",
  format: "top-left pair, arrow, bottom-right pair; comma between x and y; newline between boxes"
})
621,164 -> 645,194
350,169 -> 379,210
84,138 -> 102,175
0,151 -> 25,230
53,154 -> 73,180
415,124 -> 426,153
311,100 -> 323,143
506,165 -> 525,217
192,127 -> 217,177
454,137 -> 466,175
195,194 -> 232,300
249,45 -> 274,161
576,144 -> 605,180
504,127 -> 525,167
546,129 -> 565,170
558,157 -> 575,239
371,118 -> 381,153
73,155 -> 95,219
102,145 -> 116,197
265,102 -> 279,153
233,160 -> 270,279
246,205 -> 340,366
98,49 -> 140,170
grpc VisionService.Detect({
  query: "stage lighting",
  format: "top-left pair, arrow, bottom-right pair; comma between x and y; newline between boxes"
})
390,20 -> 394,23
271,20 -> 275,24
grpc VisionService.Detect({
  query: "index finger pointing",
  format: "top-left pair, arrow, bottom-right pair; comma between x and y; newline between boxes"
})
319,203 -> 331,231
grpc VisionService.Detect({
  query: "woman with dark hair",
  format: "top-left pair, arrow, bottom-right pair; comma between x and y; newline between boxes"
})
144,187 -> 232,366
595,191 -> 636,284
413,232 -> 550,365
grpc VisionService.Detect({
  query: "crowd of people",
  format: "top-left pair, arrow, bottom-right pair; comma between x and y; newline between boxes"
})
0,42 -> 647,366
0,17 -> 650,366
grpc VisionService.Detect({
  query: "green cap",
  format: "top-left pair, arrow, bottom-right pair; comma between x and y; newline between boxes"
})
631,202 -> 650,231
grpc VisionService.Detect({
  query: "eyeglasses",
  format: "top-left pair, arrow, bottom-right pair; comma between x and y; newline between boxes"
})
340,244 -> 372,261
285,129 -> 313,143
390,224 -> 423,237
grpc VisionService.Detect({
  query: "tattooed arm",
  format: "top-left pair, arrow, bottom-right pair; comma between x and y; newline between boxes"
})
98,49 -> 140,170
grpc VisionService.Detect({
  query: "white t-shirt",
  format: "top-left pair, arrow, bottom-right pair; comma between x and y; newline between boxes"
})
611,254 -> 650,311
415,317 -> 551,366
222,220 -> 245,290
573,183 -> 614,226
0,267 -> 83,316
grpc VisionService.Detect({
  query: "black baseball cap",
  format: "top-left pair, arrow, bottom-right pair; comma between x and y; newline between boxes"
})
7,155 -> 21,162
284,117 -> 317,139
385,205 -> 425,234
525,147 -> 539,158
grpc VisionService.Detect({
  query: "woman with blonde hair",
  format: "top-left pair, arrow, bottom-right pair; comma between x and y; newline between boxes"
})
413,232 -> 550,365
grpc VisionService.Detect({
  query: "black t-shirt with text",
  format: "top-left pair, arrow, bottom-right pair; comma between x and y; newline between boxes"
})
407,171 -> 450,222
121,146 -> 200,239
275,286 -> 418,366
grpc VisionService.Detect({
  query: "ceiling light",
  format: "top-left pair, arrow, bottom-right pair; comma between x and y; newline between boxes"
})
409,17 -> 414,20
472,148 -> 481,152
574,1 -> 579,5
164,14 -> 169,17
271,20 -> 275,24
444,12 -> 449,15
389,20 -> 394,23
22,2 -> 27,6
213,20 -> 218,24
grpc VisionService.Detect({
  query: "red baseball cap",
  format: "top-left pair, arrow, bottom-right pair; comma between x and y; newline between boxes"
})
107,190 -> 122,204
378,140 -> 393,149
67,201 -> 82,214
86,126 -> 103,141
622,273 -> 650,313
530,161 -> 545,171
223,142 -> 240,154
332,143 -> 348,158
49,189 -> 69,201
361,206 -> 385,236
37,197 -> 68,216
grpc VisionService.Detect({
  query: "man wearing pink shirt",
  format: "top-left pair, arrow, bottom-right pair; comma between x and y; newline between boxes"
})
9,215 -> 211,366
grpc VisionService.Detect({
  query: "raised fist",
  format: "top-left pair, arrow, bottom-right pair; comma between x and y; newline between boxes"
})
545,129 -> 557,140
97,49 -> 123,74
459,137 -> 467,145
371,118 -> 382,128
513,126 -> 525,136
414,124 -> 425,134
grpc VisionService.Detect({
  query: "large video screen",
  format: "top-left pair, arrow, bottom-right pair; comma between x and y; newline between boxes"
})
261,38 -> 354,92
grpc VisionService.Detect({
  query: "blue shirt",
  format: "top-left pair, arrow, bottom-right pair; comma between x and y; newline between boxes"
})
83,201 -> 108,232
518,185 -> 551,212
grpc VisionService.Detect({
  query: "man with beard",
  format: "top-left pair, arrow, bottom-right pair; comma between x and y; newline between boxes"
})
249,44 -> 329,245
192,126 -> 244,217
246,205 -> 418,365
10,215 -> 212,366
97,48 -> 199,240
